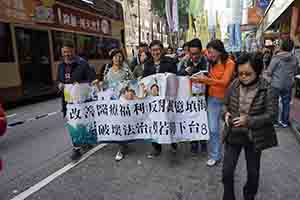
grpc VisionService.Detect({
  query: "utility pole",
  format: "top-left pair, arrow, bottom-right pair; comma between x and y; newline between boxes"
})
138,0 -> 141,44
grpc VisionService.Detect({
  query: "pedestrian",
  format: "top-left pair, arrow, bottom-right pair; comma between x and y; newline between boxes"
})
130,42 -> 150,72
191,39 -> 235,166
133,51 -> 148,80
165,46 -> 176,58
267,39 -> 299,128
222,52 -> 278,200
102,48 -> 134,161
177,38 -> 209,155
143,40 -> 178,158
56,42 -> 97,161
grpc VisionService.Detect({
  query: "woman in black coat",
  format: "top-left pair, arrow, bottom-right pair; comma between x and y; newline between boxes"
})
222,52 -> 278,200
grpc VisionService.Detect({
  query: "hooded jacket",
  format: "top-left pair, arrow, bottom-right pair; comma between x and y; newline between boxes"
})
268,52 -> 299,90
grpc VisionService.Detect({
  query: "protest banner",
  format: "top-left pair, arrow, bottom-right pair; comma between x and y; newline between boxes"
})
65,73 -> 209,145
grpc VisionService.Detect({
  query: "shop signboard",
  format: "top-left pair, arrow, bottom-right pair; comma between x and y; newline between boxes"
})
263,0 -> 294,31
248,7 -> 262,25
53,4 -> 112,35
33,0 -> 55,23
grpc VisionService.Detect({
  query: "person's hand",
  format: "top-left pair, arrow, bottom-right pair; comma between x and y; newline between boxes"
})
190,73 -> 207,83
58,83 -> 64,91
225,112 -> 232,127
185,67 -> 193,75
233,115 -> 248,127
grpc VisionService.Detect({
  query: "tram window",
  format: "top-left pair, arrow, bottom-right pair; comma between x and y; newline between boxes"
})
96,37 -> 120,59
76,34 -> 97,60
52,31 -> 76,61
0,22 -> 14,62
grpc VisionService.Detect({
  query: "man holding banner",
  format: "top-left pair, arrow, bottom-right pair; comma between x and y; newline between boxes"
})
178,38 -> 209,155
57,42 -> 96,161
143,40 -> 178,158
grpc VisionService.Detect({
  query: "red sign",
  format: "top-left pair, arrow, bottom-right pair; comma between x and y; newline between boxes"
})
248,7 -> 262,25
53,4 -> 111,35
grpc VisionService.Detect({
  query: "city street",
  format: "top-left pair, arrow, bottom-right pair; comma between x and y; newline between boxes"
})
1,99 -> 300,200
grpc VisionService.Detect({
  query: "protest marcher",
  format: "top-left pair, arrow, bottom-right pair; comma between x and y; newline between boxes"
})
143,40 -> 178,158
165,46 -> 176,58
133,51 -> 148,80
57,42 -> 96,161
222,52 -> 278,200
267,39 -> 299,128
176,48 -> 185,62
102,48 -> 134,161
191,39 -> 235,166
183,42 -> 190,58
177,38 -> 209,155
130,43 -> 150,71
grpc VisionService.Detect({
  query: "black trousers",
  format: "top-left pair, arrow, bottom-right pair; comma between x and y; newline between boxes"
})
222,143 -> 261,200
152,142 -> 177,152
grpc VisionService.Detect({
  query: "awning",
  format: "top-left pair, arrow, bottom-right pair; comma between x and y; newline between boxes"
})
259,0 -> 295,32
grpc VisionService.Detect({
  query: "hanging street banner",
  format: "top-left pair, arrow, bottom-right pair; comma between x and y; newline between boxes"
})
64,73 -> 209,145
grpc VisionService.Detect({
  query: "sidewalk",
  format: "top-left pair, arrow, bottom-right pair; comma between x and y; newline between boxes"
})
290,96 -> 300,141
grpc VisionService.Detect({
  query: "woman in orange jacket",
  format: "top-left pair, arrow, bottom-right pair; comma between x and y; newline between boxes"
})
191,40 -> 235,167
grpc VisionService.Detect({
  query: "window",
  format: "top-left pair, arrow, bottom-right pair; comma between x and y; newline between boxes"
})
96,37 -> 120,59
77,34 -> 97,59
52,31 -> 76,61
0,22 -> 14,62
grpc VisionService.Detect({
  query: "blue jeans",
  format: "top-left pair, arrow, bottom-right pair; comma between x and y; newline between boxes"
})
207,97 -> 223,161
272,87 -> 292,125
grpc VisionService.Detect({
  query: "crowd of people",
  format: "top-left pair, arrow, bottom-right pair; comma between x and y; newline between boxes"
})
56,37 -> 300,200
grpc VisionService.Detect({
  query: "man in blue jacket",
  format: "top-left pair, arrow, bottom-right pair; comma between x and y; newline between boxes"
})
57,42 -> 96,160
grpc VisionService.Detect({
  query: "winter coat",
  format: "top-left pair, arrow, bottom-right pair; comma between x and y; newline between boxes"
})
143,56 -> 178,77
223,78 -> 279,151
268,52 -> 299,90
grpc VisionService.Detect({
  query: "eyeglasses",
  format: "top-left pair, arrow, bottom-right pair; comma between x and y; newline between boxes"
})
238,72 -> 253,77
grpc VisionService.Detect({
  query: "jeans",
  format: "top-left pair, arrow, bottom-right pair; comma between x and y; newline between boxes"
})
272,87 -> 292,125
229,23 -> 242,52
207,97 -> 223,161
222,143 -> 261,200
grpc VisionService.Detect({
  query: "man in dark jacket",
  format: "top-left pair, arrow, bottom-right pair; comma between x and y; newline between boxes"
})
57,42 -> 96,161
142,40 -> 178,158
268,39 -> 299,127
177,38 -> 209,154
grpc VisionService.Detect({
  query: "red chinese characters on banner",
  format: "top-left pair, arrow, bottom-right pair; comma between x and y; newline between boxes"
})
53,4 -> 111,35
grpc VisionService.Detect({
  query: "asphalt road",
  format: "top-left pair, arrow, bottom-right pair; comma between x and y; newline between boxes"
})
0,98 -> 73,200
1,98 -> 300,200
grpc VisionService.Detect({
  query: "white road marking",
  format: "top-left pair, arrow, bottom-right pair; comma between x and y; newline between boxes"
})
7,114 -> 17,118
48,111 -> 59,116
10,144 -> 107,200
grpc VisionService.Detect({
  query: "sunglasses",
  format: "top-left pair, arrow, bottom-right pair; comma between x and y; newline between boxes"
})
238,72 -> 253,77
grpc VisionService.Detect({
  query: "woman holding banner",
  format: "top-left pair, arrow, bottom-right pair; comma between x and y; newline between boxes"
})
102,49 -> 134,161
191,40 -> 235,166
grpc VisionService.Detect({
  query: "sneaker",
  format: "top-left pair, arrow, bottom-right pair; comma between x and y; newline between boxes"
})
115,150 -> 124,161
274,123 -> 280,128
279,122 -> 289,128
147,150 -> 161,159
70,149 -> 82,161
206,159 -> 218,167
